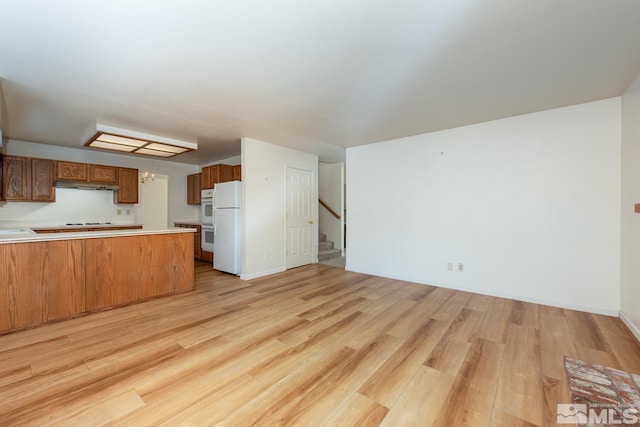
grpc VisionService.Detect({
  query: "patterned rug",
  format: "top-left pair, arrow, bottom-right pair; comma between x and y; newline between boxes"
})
563,356 -> 640,426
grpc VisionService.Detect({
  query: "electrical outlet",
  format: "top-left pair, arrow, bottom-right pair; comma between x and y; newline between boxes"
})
116,209 -> 122,216
457,263 -> 464,272
447,262 -> 453,271
126,209 -> 130,215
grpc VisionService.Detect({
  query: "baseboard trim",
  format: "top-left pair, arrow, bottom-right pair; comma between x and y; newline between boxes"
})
240,267 -> 286,281
344,264 -> 619,317
620,311 -> 640,343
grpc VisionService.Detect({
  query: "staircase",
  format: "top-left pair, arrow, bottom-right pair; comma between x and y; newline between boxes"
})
318,233 -> 342,262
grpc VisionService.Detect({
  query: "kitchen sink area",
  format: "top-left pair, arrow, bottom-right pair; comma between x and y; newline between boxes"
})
0,228 -> 34,235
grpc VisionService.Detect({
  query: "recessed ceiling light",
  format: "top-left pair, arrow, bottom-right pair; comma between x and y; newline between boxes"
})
85,124 -> 197,157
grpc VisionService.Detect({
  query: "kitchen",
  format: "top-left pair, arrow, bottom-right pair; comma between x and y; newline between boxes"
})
0,139 -> 244,334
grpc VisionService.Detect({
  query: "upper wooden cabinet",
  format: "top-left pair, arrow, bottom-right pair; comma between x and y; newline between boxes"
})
187,173 -> 201,205
201,164 -> 233,189
88,164 -> 118,184
2,155 -> 30,201
56,161 -> 87,181
114,167 -> 139,204
31,158 -> 56,202
233,165 -> 242,181
1,155 -> 56,202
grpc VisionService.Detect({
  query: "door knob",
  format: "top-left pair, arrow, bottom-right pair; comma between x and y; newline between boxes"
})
308,220 -> 313,224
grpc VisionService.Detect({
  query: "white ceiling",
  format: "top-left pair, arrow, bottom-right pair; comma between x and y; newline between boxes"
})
1,0 -> 639,164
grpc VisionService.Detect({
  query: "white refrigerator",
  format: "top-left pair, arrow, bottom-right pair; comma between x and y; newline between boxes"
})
213,181 -> 241,275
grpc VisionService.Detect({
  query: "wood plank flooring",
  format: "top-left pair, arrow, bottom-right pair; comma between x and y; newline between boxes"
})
1,262 -> 639,426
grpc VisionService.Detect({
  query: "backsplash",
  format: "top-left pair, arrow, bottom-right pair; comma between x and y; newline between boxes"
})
0,188 -> 135,227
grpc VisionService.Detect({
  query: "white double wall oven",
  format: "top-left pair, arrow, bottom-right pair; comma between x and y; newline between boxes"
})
201,189 -> 214,252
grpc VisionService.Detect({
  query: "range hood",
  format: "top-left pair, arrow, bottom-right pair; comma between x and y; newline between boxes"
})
54,180 -> 120,191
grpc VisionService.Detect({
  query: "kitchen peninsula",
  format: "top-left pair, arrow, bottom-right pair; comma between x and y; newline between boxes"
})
0,227 -> 195,334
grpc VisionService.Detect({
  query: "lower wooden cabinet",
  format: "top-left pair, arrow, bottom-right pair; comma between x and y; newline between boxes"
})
174,222 -> 203,260
0,240 -> 84,331
201,250 -> 213,263
85,233 -> 193,311
0,232 -> 194,333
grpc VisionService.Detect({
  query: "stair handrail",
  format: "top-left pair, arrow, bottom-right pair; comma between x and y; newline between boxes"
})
319,199 -> 341,220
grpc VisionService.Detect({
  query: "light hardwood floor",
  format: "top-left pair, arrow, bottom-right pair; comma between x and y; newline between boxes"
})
1,262 -> 639,426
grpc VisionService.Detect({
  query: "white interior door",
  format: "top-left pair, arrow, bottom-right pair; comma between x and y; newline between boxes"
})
286,166 -> 313,268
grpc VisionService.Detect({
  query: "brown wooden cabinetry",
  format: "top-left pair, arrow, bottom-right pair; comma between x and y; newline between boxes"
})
0,240 -> 84,331
2,155 -> 30,201
201,164 -> 233,189
0,232 -> 194,333
88,164 -> 118,184
201,250 -> 213,263
56,161 -> 87,181
1,155 -> 55,202
85,233 -> 193,311
31,158 -> 56,202
2,156 -> 139,203
187,173 -> 201,205
174,222 -> 202,260
233,164 -> 242,181
114,167 -> 139,204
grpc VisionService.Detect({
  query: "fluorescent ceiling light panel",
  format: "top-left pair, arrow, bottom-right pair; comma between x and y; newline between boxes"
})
145,142 -> 189,153
135,148 -> 176,157
96,134 -> 145,147
85,124 -> 197,157
89,140 -> 137,152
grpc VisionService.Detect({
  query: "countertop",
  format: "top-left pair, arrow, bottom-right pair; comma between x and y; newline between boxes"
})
0,227 -> 195,244
173,220 -> 202,226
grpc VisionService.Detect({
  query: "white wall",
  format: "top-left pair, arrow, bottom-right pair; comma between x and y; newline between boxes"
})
241,137 -> 318,280
319,162 -> 344,253
201,155 -> 241,167
0,80 -> 4,149
621,73 -> 640,339
136,174 -> 169,229
0,140 -> 200,226
347,98 -> 621,315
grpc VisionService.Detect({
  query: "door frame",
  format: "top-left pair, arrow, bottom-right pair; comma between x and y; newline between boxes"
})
284,164 -> 318,269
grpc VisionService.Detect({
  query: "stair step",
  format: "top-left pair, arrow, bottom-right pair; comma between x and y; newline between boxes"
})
319,233 -> 327,242
318,240 -> 334,250
318,248 -> 341,261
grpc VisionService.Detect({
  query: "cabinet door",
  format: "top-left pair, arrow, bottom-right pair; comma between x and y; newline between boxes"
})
57,161 -> 87,181
115,167 -> 139,204
2,155 -> 30,201
220,164 -> 234,182
88,164 -> 118,184
194,232 -> 202,259
187,174 -> 195,204
233,165 -> 242,181
187,173 -> 202,205
193,173 -> 201,204
0,242 -> 43,331
201,166 -> 212,189
42,240 -> 84,322
31,158 -> 56,202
